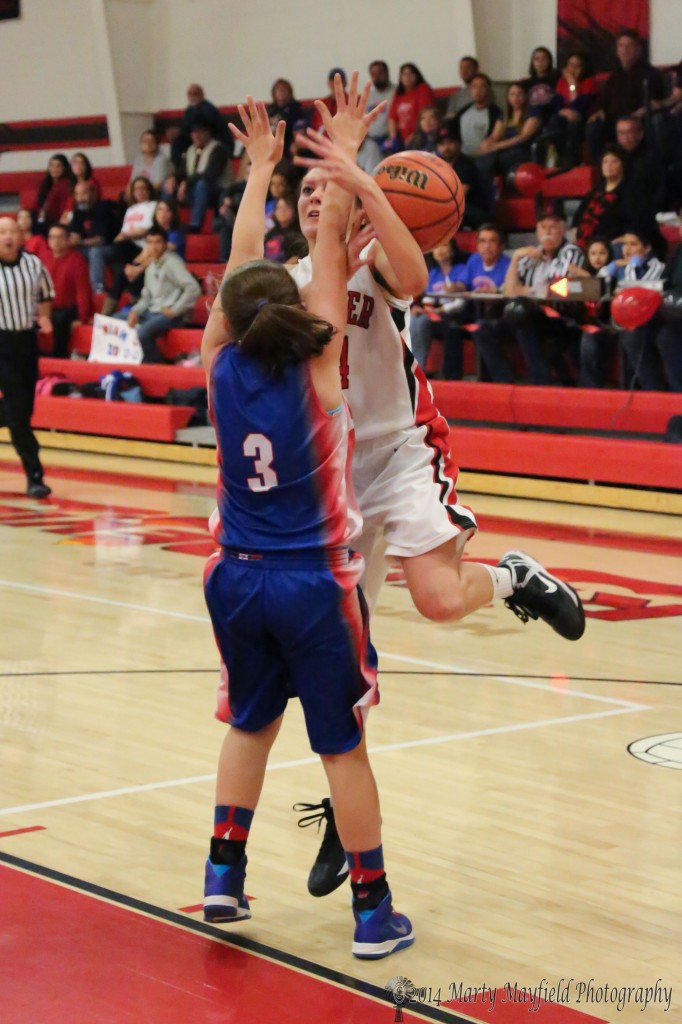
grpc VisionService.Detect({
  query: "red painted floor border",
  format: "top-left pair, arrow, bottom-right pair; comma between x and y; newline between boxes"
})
1,859 -> 447,1024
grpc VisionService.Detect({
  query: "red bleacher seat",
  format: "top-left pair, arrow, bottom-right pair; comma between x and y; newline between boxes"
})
495,198 -> 537,231
178,208 -> 214,233
186,261 -> 223,285
541,166 -> 598,197
186,234 -> 220,261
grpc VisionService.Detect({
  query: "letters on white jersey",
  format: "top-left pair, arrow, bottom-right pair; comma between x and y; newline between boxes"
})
289,255 -> 418,442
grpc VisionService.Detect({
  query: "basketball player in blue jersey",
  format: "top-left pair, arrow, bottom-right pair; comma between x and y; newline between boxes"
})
289,105 -> 586,896
200,81 -> 414,960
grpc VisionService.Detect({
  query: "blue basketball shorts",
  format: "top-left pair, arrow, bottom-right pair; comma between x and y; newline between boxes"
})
204,550 -> 378,755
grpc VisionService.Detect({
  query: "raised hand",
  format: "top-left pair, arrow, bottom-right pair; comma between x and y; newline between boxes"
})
229,96 -> 285,168
293,127 -> 367,192
313,71 -> 386,153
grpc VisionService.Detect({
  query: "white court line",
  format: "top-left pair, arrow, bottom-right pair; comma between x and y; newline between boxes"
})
378,650 -> 648,710
0,576 -> 651,817
0,577 -> 649,710
0,581 -> 647,708
0,703 -> 642,817
0,579 -> 209,623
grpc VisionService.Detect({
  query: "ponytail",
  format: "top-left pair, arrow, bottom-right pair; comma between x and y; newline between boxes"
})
221,259 -> 335,375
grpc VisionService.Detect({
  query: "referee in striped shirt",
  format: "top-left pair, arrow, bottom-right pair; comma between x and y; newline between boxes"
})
502,208 -> 585,385
0,217 -> 55,498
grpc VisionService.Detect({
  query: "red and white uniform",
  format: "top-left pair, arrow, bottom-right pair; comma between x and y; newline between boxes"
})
290,254 -> 477,610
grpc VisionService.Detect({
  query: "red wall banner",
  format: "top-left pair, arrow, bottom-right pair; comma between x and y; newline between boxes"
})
557,0 -> 650,71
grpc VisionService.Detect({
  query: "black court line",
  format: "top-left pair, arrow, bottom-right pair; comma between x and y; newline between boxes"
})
0,850 -> 470,1024
0,669 -> 679,686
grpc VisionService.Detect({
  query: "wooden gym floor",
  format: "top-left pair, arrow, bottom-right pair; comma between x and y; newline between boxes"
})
0,442 -> 680,1024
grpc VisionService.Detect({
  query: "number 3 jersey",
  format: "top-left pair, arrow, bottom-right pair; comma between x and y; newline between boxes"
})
209,342 -> 361,553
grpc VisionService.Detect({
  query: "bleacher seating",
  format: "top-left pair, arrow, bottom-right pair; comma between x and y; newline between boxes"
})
0,137 -> 677,486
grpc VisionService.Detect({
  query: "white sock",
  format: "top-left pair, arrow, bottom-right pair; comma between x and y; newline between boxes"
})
481,563 -> 514,600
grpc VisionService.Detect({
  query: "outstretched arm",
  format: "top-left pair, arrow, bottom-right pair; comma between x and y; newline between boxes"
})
201,98 -> 285,373
305,73 -> 367,408
296,128 -> 428,298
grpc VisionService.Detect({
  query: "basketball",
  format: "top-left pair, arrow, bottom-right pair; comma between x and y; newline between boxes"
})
372,150 -> 465,252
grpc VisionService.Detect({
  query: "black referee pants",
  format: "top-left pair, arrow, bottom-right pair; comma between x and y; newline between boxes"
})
0,330 -> 43,481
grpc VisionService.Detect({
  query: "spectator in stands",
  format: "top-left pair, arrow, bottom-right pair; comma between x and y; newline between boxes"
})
446,56 -> 480,118
502,206 -> 585,384
569,237 -> 617,387
119,226 -> 200,363
358,60 -> 396,172
435,124 -> 487,228
387,63 -> 435,151
586,30 -> 668,163
265,162 -> 298,225
214,176 -> 249,263
175,118 -> 232,233
268,79 -> 307,159
117,198 -> 187,305
34,154 -> 75,234
61,153 -> 102,225
16,208 -> 50,261
615,115 -> 667,228
607,227 -> 667,389
264,196 -> 306,264
475,82 -> 542,199
550,52 -> 599,168
69,180 -> 121,292
153,199 -> 185,257
168,83 -> 232,169
522,47 -> 560,123
311,68 -> 348,133
572,144 -> 631,249
410,239 -> 466,373
102,177 -> 157,315
130,129 -> 173,191
442,224 -> 513,380
408,106 -> 442,151
44,224 -> 93,358
650,218 -> 682,390
454,73 -> 502,158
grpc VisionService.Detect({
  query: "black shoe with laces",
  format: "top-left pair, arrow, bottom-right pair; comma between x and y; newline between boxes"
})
293,798 -> 349,897
27,478 -> 51,499
499,550 -> 585,641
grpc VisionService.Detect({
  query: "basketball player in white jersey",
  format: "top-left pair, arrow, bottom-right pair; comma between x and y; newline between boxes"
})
289,80 -> 585,897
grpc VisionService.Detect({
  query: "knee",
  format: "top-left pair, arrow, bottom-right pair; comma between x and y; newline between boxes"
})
411,586 -> 466,623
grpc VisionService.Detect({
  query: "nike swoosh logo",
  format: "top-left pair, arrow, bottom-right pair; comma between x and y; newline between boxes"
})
392,920 -> 410,935
337,862 -> 350,876
537,576 -> 557,593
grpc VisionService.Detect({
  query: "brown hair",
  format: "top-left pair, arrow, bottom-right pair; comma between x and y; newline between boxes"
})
220,260 -> 335,376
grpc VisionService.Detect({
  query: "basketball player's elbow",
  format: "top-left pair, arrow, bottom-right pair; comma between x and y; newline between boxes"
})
404,261 -> 429,297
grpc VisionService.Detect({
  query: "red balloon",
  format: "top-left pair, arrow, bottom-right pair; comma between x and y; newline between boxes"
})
513,162 -> 546,197
611,287 -> 663,330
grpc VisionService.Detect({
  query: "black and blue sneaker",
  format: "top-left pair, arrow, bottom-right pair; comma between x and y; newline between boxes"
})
294,799 -> 349,897
352,891 -> 414,960
203,854 -> 251,923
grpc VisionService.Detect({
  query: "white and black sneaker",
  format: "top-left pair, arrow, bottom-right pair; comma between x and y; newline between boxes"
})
499,550 -> 585,641
293,798 -> 349,897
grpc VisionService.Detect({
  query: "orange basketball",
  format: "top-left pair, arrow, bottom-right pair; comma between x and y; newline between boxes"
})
372,150 -> 465,252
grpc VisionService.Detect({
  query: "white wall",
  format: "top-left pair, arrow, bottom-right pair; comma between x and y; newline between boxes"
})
154,0 -> 475,107
1,0 -> 680,173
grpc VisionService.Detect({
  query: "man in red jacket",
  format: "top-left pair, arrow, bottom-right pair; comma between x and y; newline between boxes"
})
44,224 -> 93,357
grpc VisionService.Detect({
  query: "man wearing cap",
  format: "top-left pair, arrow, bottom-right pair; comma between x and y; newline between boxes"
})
169,83 -> 233,169
177,119 -> 233,232
501,204 -> 584,384
436,123 -> 487,227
